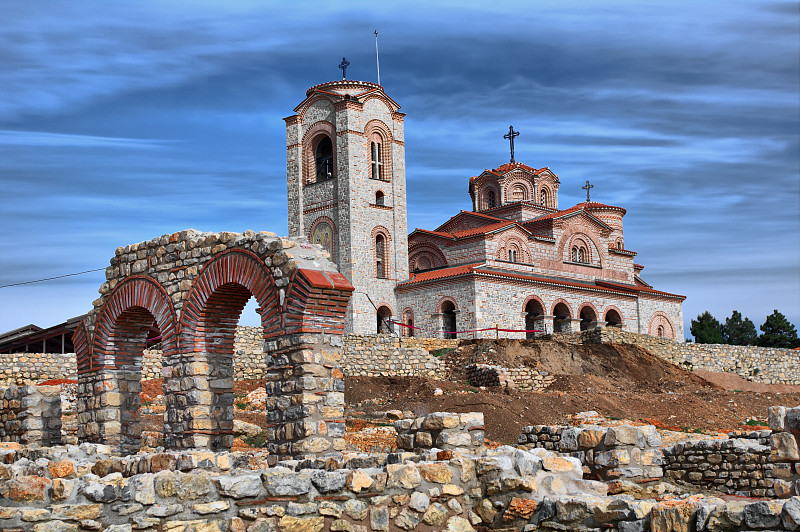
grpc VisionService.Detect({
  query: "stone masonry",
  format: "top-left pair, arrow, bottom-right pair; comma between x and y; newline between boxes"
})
73,229 -> 354,456
0,385 -> 61,446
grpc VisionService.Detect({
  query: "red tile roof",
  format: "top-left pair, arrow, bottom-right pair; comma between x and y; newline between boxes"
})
402,263 -> 482,284
451,221 -> 515,238
469,162 -> 551,183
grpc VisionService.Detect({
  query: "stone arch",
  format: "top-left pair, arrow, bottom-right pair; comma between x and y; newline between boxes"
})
648,312 -> 675,339
371,225 -> 392,279
552,300 -> 573,333
480,183 -> 500,210
365,119 -> 393,182
604,307 -> 623,327
82,275 -> 178,452
177,250 -> 279,450
497,235 -> 531,264
376,304 -> 394,334
302,121 -> 336,184
540,186 -> 552,208
578,303 -> 599,331
72,320 -> 91,374
523,296 -> 545,339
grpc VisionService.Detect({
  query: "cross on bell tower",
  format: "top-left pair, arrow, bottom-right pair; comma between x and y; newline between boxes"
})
503,125 -> 519,163
582,180 -> 594,202
338,57 -> 350,80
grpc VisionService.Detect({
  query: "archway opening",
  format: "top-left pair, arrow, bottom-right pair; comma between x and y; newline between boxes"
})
553,303 -> 571,333
605,309 -> 622,328
402,309 -> 415,338
580,306 -> 597,331
314,136 -> 333,181
377,306 -> 393,334
108,306 -> 161,454
441,301 -> 457,339
193,282 -> 257,451
524,299 -> 544,340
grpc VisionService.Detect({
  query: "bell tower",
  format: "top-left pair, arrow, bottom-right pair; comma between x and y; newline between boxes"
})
285,79 -> 409,334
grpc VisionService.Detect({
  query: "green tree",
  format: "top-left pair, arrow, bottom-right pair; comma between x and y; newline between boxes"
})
722,310 -> 757,345
757,310 -> 800,348
690,311 -> 723,344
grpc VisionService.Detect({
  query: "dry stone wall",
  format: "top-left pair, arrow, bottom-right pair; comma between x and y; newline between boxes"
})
0,385 -> 61,446
394,412 -> 485,452
0,353 -> 77,386
466,363 -> 555,391
556,328 -> 800,385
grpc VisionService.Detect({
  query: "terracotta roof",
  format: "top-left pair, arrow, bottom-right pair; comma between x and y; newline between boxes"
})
582,202 -> 627,215
411,228 -> 455,240
305,79 -> 382,96
451,221 -> 515,238
609,247 -> 637,257
469,162 -> 550,183
436,210 -> 508,231
399,263 -> 684,300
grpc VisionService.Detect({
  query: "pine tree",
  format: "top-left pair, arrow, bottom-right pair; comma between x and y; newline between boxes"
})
690,311 -> 723,344
722,310 -> 757,345
757,310 -> 800,348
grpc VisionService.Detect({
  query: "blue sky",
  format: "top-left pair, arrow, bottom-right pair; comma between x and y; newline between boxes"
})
1,1 -> 798,336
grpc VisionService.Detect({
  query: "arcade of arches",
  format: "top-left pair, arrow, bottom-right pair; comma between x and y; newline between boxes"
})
74,229 -> 353,456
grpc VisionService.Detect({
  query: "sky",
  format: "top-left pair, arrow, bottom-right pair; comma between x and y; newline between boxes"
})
1,1 -> 798,337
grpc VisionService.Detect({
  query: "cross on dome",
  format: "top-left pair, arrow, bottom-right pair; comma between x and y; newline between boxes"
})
582,180 -> 594,202
338,57 -> 350,80
503,125 -> 520,163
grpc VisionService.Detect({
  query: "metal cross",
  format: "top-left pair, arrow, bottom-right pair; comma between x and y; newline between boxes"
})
338,57 -> 350,80
582,180 -> 594,202
503,125 -> 520,163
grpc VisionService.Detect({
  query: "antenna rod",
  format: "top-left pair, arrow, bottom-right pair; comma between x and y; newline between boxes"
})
374,30 -> 381,85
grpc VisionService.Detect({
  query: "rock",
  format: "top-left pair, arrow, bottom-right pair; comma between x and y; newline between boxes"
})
32,522 -> 78,532
782,497 -> 800,530
386,410 -> 403,420
131,473 -> 156,505
409,491 -> 430,512
346,469 -> 374,492
175,471 -> 211,500
214,474 -> 264,499
395,508 -> 420,530
769,406 -> 787,431
371,506 -> 389,532
706,501 -> 747,532
311,470 -> 347,493
234,420 -> 263,437
344,499 -> 368,521
147,503 -> 183,517
418,462 -> 453,484
51,504 -> 102,521
650,499 -> 700,532
319,501 -> 342,517
386,463 -> 422,489
578,427 -> 606,448
8,475 -> 51,502
445,515 -> 475,532
193,501 -> 230,514
48,459 -> 76,478
263,469 -> 311,496
771,432 -> 800,461
743,501 -> 782,529
542,454 -> 581,476
279,516 -> 324,532
21,509 -> 51,522
423,502 -> 450,526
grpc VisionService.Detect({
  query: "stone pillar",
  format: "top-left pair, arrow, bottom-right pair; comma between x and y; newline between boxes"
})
568,318 -> 583,333
264,333 -> 346,459
77,369 -> 121,448
538,315 -> 555,335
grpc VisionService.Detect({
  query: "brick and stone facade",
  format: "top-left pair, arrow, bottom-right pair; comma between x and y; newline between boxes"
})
72,229 -> 355,456
284,79 -> 684,339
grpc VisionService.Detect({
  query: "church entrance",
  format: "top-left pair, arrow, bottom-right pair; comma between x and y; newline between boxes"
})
524,299 -> 544,339
441,301 -> 457,339
377,306 -> 392,334
605,309 -> 622,327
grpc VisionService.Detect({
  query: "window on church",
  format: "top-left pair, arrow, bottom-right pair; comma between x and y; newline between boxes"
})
487,190 -> 496,209
371,140 -> 383,180
657,325 -> 665,338
315,136 -> 333,181
540,188 -> 550,208
571,245 -> 588,263
375,234 -> 386,279
375,191 -> 385,206
616,241 -> 623,250
511,185 -> 526,201
508,248 -> 517,263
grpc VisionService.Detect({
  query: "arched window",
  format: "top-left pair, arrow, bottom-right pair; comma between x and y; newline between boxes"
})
511,185 -> 526,201
377,306 -> 392,334
657,325 -> 665,338
487,190 -> 496,209
375,190 -> 385,206
315,136 -> 333,181
370,138 -> 383,180
540,188 -> 550,208
375,234 -> 386,279
508,248 -> 517,263
440,300 -> 457,339
402,308 -> 415,338
571,245 -> 588,263
616,241 -> 623,250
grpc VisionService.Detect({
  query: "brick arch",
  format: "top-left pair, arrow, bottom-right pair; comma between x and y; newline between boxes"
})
648,311 -> 675,339
604,306 -> 624,327
72,321 -> 92,373
364,119 -> 393,182
497,235 -> 532,264
561,231 -> 602,267
551,299 -> 572,318
180,249 -> 280,343
479,183 -> 500,210
409,243 -> 447,272
523,295 -> 546,315
436,296 -> 459,313
371,225 -> 392,279
578,302 -> 599,330
302,120 -> 336,185
503,179 -> 533,203
401,307 -> 415,337
91,275 -> 178,370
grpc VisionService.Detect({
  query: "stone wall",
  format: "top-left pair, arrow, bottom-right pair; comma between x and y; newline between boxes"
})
1,442 -> 798,531
394,412 -> 485,452
556,327 -> 800,385
0,353 -> 77,386
466,363 -> 555,391
0,385 -> 61,446
517,424 -> 664,480
340,335 -> 456,378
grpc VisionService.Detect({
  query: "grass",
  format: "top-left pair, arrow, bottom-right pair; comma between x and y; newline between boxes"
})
433,348 -> 455,358
244,432 -> 267,448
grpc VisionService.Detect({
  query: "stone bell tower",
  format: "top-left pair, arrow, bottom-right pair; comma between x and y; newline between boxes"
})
284,78 -> 409,334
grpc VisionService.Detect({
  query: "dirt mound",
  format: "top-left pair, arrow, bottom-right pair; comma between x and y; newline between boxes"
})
443,339 -> 717,393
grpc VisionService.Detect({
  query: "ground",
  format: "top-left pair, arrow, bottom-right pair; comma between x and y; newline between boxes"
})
92,338 -> 800,451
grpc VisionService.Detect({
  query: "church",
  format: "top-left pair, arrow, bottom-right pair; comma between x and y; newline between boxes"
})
284,76 -> 684,340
